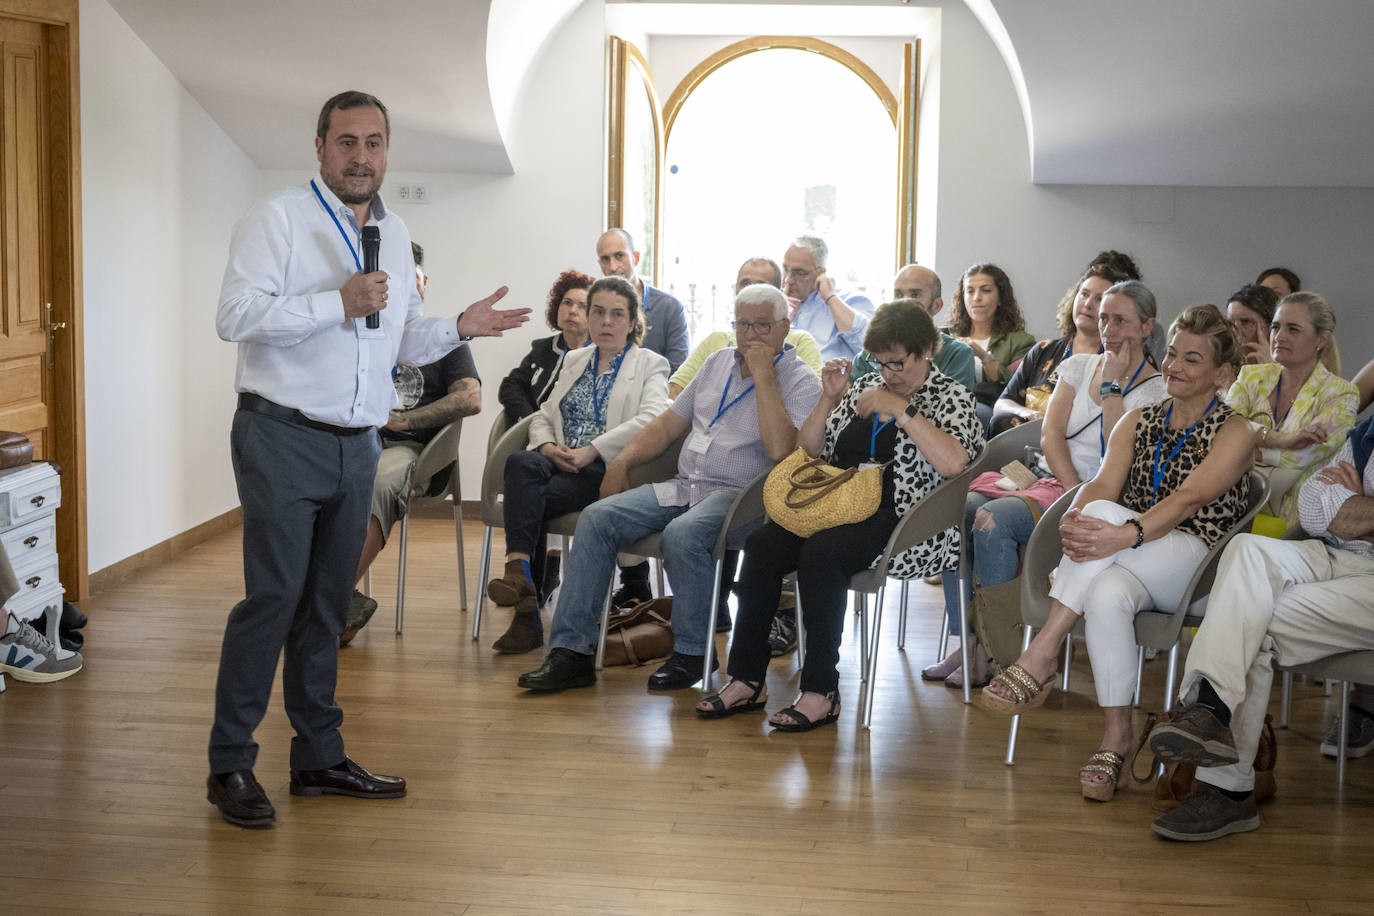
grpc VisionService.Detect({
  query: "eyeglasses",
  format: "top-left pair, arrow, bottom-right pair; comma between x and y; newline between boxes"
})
874,353 -> 913,372
732,319 -> 775,336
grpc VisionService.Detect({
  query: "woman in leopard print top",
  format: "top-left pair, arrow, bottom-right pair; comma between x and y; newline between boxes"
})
980,305 -> 1254,802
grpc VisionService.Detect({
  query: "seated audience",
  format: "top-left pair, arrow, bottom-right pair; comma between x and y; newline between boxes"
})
991,252 -> 1141,435
946,262 -> 1036,429
1224,292 -> 1355,524
929,280 -> 1167,688
980,305 -> 1253,803
1255,266 -> 1301,299
498,270 -> 593,424
697,302 -> 982,729
515,284 -> 821,693
782,235 -> 874,362
1225,283 -> 1279,366
669,257 -> 822,397
484,276 -> 670,654
596,228 -> 689,372
342,243 -> 482,645
1148,419 -> 1374,840
850,264 -> 976,391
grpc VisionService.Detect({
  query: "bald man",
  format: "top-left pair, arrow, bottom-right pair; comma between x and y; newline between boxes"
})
850,264 -> 976,390
596,228 -> 689,372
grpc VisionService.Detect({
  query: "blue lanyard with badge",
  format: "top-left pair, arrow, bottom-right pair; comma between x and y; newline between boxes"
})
861,414 -> 896,471
687,350 -> 785,454
1099,355 -> 1151,456
1149,396 -> 1217,506
311,179 -> 385,340
591,345 -> 630,428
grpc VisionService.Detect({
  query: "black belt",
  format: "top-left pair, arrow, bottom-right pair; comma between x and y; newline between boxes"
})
237,392 -> 374,437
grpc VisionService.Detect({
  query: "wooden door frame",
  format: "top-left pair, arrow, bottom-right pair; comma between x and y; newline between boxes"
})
3,0 -> 85,598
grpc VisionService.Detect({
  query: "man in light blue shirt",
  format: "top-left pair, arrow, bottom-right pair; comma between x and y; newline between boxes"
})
782,235 -> 873,362
596,228 -> 689,373
207,91 -> 527,830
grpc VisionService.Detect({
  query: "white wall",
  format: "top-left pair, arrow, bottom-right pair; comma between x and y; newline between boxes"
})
934,1 -> 1374,365
80,0 -> 257,573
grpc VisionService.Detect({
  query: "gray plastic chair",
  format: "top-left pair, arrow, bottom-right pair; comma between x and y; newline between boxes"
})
1280,651 -> 1374,783
1004,469 -> 1268,764
391,418 -> 468,633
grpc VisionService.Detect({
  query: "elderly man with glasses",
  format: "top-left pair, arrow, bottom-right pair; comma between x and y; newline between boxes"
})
516,283 -> 822,692
782,235 -> 874,362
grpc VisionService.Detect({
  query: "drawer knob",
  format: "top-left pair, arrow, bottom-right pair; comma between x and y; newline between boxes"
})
25,575 -> 41,588
29,495 -> 45,508
23,536 -> 38,548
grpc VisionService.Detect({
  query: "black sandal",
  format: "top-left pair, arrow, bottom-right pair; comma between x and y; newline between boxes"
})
696,679 -> 767,719
770,690 -> 841,732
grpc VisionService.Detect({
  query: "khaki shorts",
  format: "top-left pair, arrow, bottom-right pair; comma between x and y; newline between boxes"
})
371,440 -> 425,539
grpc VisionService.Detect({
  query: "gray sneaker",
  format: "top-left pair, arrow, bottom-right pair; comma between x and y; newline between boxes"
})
1319,709 -> 1374,758
1149,703 -> 1240,767
0,615 -> 84,683
768,612 -> 798,657
1151,781 -> 1259,842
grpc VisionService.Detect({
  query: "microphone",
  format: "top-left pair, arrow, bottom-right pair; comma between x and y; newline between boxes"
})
362,226 -> 381,329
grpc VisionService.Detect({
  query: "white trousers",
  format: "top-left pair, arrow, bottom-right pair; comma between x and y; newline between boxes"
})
1048,500 -> 1208,707
1179,534 -> 1374,791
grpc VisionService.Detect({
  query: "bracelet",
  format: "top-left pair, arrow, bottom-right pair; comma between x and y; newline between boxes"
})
1126,518 -> 1145,548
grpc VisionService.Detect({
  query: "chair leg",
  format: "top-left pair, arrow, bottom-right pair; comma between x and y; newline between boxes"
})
1133,646 -> 1145,708
1005,625 -> 1035,766
795,587 -> 807,668
937,618 -> 950,665
1326,678 -> 1334,697
958,572 -> 973,706
702,556 -> 725,690
1280,670 -> 1293,728
1339,679 -> 1351,784
474,525 -> 493,641
594,582 -> 615,670
363,567 -> 371,598
897,581 -> 910,651
857,593 -> 870,685
454,502 -> 468,613
1061,635 -> 1073,691
655,558 -> 666,597
1163,644 -> 1180,714
863,586 -> 886,729
395,515 -> 409,634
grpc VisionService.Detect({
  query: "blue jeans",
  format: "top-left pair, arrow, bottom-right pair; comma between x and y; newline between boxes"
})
940,491 -> 1037,635
548,484 -> 739,657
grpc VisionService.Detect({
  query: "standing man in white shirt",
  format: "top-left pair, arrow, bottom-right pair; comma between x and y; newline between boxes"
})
208,90 -> 529,829
782,235 -> 874,362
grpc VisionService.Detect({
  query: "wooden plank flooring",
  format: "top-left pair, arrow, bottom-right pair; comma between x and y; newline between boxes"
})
2,517 -> 1372,914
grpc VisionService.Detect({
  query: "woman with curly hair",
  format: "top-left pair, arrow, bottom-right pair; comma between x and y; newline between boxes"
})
497,269 -> 595,423
947,262 -> 1036,429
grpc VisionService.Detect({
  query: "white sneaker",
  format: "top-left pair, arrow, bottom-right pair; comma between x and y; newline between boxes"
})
0,615 -> 83,683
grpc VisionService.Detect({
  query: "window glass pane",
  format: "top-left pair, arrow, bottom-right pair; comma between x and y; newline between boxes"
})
623,59 -> 658,280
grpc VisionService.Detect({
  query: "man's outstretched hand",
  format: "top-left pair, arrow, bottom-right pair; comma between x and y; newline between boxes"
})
457,286 -> 529,337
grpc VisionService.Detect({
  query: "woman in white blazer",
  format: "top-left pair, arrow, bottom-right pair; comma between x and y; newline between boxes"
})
485,275 -> 671,653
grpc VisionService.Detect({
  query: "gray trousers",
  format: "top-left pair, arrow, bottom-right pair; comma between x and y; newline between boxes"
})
208,409 -> 380,773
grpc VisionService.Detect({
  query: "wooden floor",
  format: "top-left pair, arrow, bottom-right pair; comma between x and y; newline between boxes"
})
2,517 -> 1371,914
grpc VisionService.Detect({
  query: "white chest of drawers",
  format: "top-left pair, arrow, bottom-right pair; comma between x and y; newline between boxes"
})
1,462 -> 65,649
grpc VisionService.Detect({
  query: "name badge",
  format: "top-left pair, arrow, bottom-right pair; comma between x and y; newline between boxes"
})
356,316 -> 386,340
859,462 -> 882,472
686,431 -> 711,454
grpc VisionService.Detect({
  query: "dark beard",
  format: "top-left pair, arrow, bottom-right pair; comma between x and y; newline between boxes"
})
323,170 -> 381,205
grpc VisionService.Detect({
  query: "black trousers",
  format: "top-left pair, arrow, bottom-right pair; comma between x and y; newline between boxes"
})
209,410 -> 379,773
729,508 -> 898,695
502,449 -> 605,604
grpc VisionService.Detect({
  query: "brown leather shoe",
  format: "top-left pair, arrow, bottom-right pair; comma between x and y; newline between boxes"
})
486,559 -> 535,606
207,770 -> 276,829
289,757 -> 406,799
492,598 -> 544,654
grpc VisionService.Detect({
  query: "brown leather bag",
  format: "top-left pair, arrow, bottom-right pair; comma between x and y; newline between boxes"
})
0,431 -> 33,470
601,597 -> 674,667
1143,712 -> 1277,811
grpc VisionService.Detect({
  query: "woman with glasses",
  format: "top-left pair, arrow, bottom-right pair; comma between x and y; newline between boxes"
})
484,276 -> 670,654
696,301 -> 983,730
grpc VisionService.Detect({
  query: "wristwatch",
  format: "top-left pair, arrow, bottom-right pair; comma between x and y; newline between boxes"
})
902,404 -> 919,423
1099,380 -> 1123,398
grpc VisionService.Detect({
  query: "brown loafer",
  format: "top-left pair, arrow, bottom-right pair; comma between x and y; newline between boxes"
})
289,757 -> 406,799
207,770 -> 276,828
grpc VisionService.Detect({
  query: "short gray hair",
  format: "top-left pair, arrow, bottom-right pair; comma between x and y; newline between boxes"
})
1105,280 -> 1163,364
736,283 -> 788,320
790,235 -> 828,269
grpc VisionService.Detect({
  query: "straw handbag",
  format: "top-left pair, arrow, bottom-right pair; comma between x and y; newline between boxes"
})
763,448 -> 884,538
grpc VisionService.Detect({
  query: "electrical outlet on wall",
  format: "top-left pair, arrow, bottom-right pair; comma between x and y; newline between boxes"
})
411,183 -> 429,203
396,184 -> 412,201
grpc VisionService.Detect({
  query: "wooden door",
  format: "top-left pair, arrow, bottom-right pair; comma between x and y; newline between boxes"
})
0,1 -> 85,598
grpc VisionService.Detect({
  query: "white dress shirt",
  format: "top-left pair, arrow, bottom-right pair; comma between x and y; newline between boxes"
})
217,179 -> 462,427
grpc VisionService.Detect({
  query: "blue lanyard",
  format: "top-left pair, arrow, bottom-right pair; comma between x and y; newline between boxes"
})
870,414 -> 895,462
1272,375 -> 1293,428
710,350 -> 784,429
591,345 -> 630,427
1099,356 -> 1151,456
310,179 -> 361,271
1149,397 -> 1218,506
